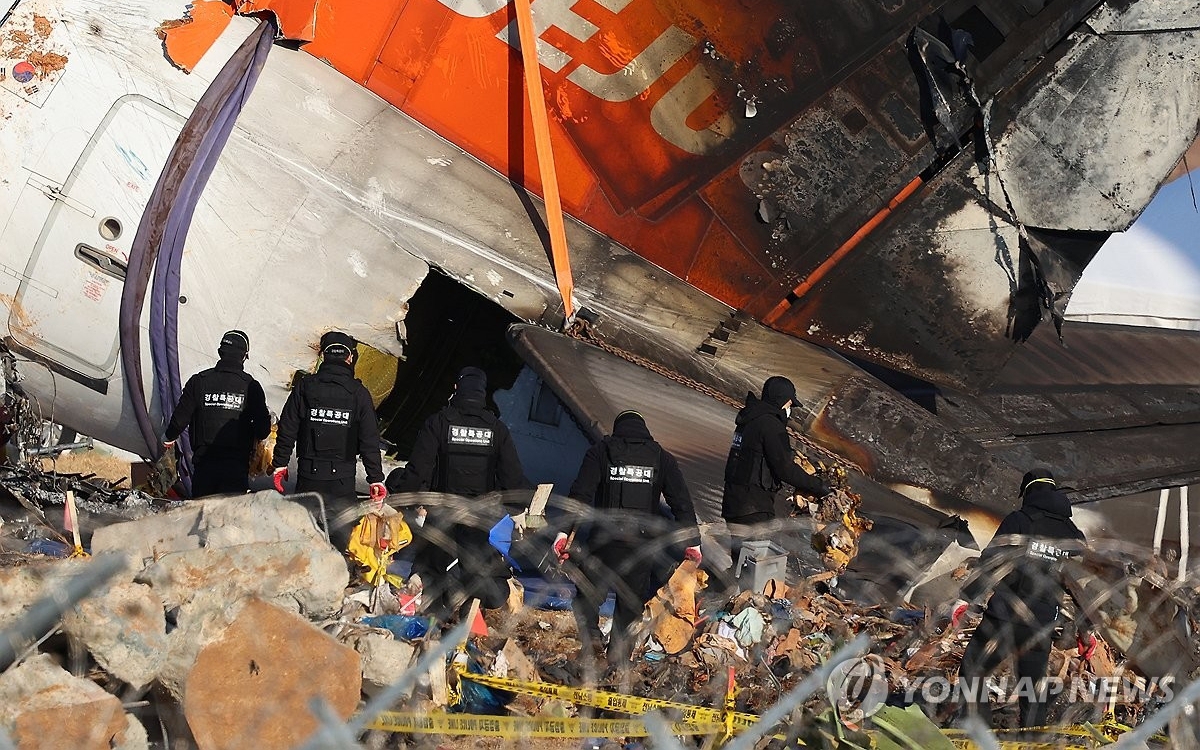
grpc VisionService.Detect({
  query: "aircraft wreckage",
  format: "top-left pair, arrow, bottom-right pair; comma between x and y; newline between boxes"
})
0,0 -> 1196,540
1,0 -> 1200,743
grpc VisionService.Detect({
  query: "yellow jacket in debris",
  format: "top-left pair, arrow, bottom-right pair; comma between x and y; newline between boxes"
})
347,509 -> 412,588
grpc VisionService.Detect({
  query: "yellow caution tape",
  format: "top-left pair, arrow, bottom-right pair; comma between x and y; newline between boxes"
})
366,711 -> 723,737
433,666 -> 1163,749
949,741 -> 1093,750
453,666 -> 759,730
366,711 -> 1111,749
944,715 -> 1169,747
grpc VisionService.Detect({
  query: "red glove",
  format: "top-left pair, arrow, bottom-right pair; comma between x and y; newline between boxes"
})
369,482 -> 388,509
950,599 -> 970,628
272,466 -> 288,494
1077,632 -> 1098,660
552,533 -> 570,563
684,545 -> 702,564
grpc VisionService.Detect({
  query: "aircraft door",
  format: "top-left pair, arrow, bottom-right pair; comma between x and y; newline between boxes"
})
7,95 -> 182,387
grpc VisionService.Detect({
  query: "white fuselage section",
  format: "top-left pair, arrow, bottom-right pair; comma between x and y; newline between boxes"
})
0,0 -> 768,458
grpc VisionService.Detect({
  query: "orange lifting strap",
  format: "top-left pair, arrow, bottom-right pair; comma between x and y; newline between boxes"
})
512,0 -> 576,322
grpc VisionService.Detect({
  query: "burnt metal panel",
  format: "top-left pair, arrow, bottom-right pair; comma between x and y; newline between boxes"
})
1088,0 -> 1200,32
914,321 -> 1200,500
984,423 -> 1200,500
994,26 -> 1200,232
812,373 -> 1025,518
743,0 -> 1200,393
507,323 -> 1018,540
994,321 -> 1200,388
507,324 -> 738,525
767,149 -> 1053,391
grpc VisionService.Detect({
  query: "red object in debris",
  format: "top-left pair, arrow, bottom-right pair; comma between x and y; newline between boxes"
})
470,608 -> 488,637
398,594 -> 417,616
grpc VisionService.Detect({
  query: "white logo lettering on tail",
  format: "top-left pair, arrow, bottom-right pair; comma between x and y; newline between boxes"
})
432,0 -> 732,154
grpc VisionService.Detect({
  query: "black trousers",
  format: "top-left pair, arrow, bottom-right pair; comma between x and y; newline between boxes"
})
959,610 -> 1053,728
454,524 -> 510,611
714,512 -> 773,594
410,513 -> 509,620
190,457 -> 249,498
296,475 -> 359,549
407,507 -> 455,619
572,539 -> 654,665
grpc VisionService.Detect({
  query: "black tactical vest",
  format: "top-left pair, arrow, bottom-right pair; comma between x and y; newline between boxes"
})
437,407 -> 500,496
726,428 -> 777,491
597,438 -> 661,512
193,368 -> 253,457
297,373 -> 358,479
1013,509 -> 1078,604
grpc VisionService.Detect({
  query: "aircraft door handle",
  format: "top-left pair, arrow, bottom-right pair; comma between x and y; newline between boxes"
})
25,171 -> 96,217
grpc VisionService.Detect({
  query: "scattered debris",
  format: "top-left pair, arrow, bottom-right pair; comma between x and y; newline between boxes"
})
792,462 -> 876,575
0,463 -> 1189,748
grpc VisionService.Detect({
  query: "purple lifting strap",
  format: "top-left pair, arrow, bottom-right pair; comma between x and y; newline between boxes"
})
123,18 -> 275,495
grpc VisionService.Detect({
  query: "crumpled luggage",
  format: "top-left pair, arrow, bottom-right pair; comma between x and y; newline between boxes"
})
347,507 -> 412,588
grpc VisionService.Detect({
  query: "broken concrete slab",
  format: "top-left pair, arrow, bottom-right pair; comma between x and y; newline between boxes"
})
0,653 -> 127,749
183,599 -> 361,750
91,492 -> 328,564
61,580 -> 167,690
114,714 -> 150,750
0,565 -> 51,629
0,558 -> 139,666
137,540 -> 348,617
199,492 -> 329,548
156,585 -> 252,704
353,633 -> 416,698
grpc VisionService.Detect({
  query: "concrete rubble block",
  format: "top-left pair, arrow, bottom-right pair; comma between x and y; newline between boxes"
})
0,654 -> 127,749
156,586 -> 248,704
195,492 -> 328,548
61,580 -> 167,690
90,504 -> 205,561
91,493 -> 328,563
353,633 -> 416,698
0,559 -> 116,626
183,599 -> 362,750
137,541 -> 349,617
114,714 -> 150,750
0,558 -> 140,663
0,565 -> 50,629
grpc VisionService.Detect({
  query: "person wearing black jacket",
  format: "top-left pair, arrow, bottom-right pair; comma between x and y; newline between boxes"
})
954,468 -> 1094,728
271,331 -> 387,542
559,410 -> 701,666
388,366 -> 530,618
720,376 -> 828,583
163,330 -> 271,497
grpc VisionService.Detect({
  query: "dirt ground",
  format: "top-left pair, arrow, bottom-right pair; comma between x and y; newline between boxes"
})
38,448 -> 133,485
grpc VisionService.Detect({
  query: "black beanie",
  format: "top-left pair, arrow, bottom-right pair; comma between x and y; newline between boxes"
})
217,330 -> 249,360
613,410 -> 645,431
761,376 -> 797,408
320,331 -> 357,361
1020,467 -> 1056,497
457,366 -> 487,397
